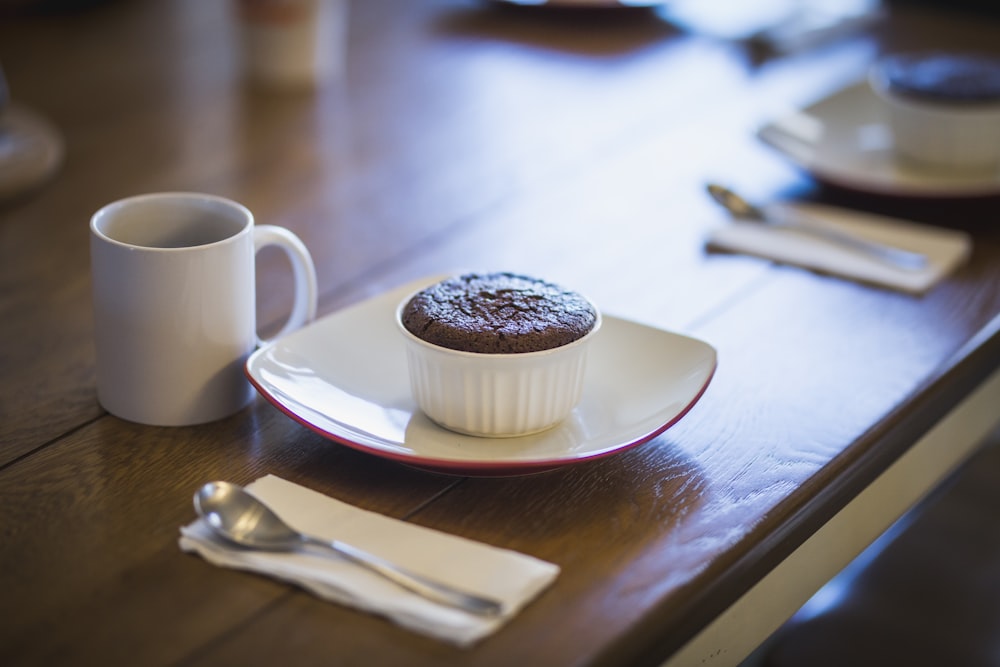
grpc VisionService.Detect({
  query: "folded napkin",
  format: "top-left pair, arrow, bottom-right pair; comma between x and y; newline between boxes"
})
706,202 -> 972,294
179,475 -> 560,647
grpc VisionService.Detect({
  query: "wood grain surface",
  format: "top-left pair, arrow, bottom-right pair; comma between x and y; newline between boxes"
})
2,1 -> 999,665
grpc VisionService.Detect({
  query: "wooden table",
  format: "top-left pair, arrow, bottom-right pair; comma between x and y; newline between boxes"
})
3,1 -> 1000,665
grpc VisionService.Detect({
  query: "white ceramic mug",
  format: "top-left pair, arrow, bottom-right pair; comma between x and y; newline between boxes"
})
869,53 -> 1000,172
90,192 -> 318,426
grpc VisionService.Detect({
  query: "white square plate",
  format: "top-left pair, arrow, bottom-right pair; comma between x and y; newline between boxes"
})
246,277 -> 717,476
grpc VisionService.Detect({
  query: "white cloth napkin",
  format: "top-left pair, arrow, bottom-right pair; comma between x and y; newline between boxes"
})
179,475 -> 560,647
706,202 -> 972,294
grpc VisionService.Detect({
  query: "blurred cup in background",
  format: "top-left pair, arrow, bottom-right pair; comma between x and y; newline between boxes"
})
235,0 -> 348,90
870,51 -> 1000,173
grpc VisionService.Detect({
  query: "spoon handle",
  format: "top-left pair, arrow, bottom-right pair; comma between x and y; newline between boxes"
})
765,207 -> 929,271
303,535 -> 504,617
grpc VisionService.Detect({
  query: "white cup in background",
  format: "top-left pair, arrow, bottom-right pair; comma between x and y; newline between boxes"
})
90,192 -> 318,426
235,0 -> 348,90
870,52 -> 1000,173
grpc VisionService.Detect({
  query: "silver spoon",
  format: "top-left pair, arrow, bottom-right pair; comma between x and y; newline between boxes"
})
706,184 -> 929,271
193,481 -> 504,617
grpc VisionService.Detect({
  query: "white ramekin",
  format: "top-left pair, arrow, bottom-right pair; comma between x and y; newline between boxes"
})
870,58 -> 1000,173
396,296 -> 601,438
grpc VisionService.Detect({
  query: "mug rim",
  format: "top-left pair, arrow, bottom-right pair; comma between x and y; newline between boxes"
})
90,191 -> 254,252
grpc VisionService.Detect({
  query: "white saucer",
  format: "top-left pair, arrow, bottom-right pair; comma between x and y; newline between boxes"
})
246,277 -> 717,476
757,82 -> 1000,199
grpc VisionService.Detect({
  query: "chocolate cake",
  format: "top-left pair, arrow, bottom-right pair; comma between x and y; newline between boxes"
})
878,52 -> 1000,104
401,272 -> 598,354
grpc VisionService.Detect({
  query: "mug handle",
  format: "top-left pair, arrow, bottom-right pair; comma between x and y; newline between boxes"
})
253,225 -> 318,346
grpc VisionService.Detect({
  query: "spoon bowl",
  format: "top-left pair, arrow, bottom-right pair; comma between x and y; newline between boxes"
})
706,183 -> 766,221
193,481 -> 503,616
195,481 -> 303,550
